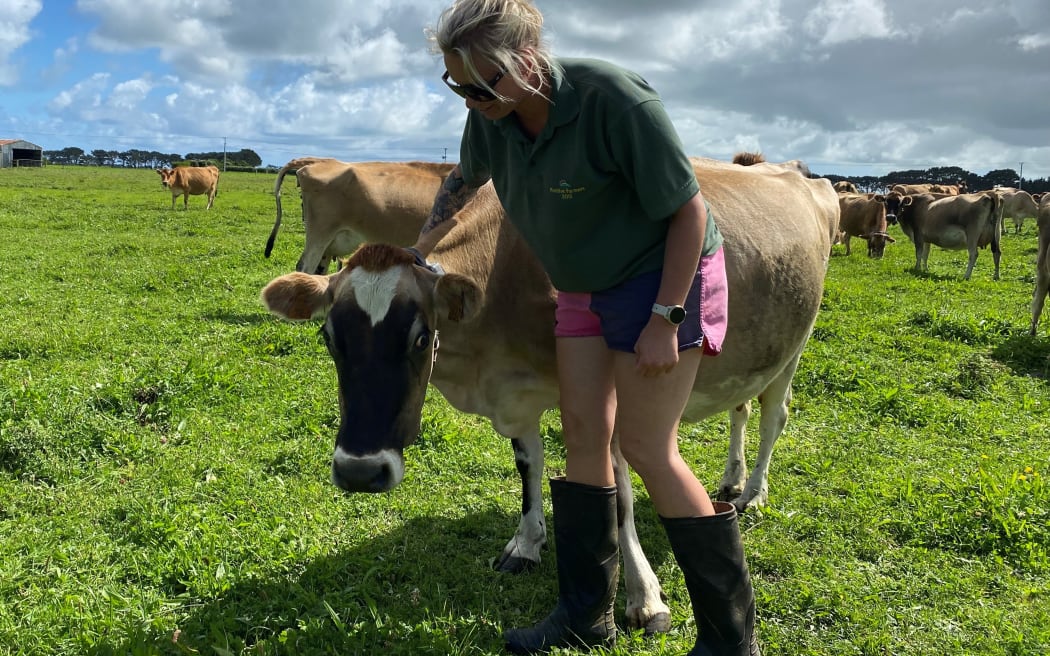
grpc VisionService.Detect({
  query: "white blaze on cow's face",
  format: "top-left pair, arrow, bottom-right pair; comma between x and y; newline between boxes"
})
347,266 -> 402,326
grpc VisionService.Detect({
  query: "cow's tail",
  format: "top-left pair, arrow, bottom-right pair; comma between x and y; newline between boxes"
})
267,158 -> 320,258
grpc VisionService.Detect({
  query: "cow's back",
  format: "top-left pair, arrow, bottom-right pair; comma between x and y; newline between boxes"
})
426,159 -> 835,425
298,160 -> 455,249
172,165 -> 219,193
926,193 -> 1000,247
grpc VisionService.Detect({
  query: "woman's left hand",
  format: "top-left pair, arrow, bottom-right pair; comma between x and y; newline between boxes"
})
634,318 -> 680,376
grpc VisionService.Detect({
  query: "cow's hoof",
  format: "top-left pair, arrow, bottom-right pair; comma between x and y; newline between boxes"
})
492,553 -> 540,574
641,612 -> 671,635
716,485 -> 743,503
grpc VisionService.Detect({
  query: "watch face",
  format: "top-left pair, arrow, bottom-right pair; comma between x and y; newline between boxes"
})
668,306 -> 687,325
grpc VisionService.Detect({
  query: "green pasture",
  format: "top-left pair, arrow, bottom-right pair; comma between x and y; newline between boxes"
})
0,165 -> 1047,655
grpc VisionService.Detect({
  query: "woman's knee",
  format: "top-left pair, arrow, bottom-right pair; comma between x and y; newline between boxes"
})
618,435 -> 674,476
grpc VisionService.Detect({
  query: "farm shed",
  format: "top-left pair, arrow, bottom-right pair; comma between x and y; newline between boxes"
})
0,139 -> 44,168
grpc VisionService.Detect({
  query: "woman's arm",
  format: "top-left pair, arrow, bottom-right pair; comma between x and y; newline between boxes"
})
634,191 -> 707,376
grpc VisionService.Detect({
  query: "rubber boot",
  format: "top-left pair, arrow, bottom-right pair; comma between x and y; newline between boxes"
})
661,502 -> 761,656
503,478 -> 619,654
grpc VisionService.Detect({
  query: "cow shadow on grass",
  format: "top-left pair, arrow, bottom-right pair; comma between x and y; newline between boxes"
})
97,507 -> 675,655
991,333 -> 1050,382
201,311 -> 274,325
902,268 -> 961,283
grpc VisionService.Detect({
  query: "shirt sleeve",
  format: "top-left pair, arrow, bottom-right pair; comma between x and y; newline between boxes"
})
459,111 -> 492,188
608,99 -> 700,222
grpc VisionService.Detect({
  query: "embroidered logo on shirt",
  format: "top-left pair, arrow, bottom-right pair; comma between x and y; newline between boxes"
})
550,179 -> 586,200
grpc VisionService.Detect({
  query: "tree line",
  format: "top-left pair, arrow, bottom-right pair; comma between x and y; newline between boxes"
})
37,146 -> 1049,194
41,147 -> 265,171
826,165 -> 1049,195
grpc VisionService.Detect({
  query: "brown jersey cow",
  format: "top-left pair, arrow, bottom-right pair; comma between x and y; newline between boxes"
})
155,165 -> 219,210
266,158 -> 455,274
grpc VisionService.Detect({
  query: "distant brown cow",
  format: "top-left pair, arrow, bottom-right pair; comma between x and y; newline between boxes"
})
1031,194 -> 1050,335
892,183 -> 936,196
837,193 -> 895,257
833,180 -> 858,193
897,192 -> 1003,280
266,159 -> 454,274
156,166 -> 220,210
981,187 -> 1039,233
892,183 -> 964,196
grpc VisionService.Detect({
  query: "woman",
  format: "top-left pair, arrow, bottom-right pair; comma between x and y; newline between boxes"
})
414,1 -> 760,654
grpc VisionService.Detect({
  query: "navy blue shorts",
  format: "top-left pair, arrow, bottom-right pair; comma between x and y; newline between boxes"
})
554,248 -> 729,355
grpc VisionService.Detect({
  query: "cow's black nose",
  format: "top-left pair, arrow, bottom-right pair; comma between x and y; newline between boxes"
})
331,457 -> 394,493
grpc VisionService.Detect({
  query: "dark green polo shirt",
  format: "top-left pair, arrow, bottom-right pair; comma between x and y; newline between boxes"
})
459,57 -> 722,292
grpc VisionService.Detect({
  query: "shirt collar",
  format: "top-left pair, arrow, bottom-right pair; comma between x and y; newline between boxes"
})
491,59 -> 579,143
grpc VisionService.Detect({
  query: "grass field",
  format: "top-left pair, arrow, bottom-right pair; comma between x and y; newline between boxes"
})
0,165 -> 1047,655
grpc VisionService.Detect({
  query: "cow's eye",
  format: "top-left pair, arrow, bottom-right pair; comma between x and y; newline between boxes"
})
414,331 -> 430,351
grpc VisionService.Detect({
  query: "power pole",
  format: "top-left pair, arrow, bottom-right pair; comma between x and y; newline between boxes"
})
442,147 -> 447,162
1018,162 -> 1023,189
223,137 -> 228,172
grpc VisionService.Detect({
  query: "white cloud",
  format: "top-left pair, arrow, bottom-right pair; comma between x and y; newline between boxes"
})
0,0 -> 42,85
803,0 -> 897,46
1018,33 -> 1050,50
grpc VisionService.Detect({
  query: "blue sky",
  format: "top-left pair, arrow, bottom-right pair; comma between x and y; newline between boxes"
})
2,0 -> 1049,178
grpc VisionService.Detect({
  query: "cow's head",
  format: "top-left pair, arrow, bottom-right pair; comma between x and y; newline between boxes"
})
881,192 -> 902,225
261,244 -> 481,493
155,168 -> 173,188
864,231 -> 896,258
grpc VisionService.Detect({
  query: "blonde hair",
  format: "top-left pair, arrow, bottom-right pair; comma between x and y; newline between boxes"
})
427,0 -> 556,102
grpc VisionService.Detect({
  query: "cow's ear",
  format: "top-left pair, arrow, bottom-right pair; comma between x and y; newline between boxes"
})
261,272 -> 334,321
433,273 -> 482,323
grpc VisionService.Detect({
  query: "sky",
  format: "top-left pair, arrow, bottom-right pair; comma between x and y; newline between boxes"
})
1,0 -> 1048,179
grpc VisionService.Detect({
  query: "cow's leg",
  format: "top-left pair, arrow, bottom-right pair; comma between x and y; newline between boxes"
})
733,353 -> 801,512
963,248 -> 978,280
1031,271 -> 1049,336
991,242 -> 1002,281
611,438 -> 671,634
296,244 -> 330,275
494,433 -> 547,573
717,402 -> 751,502
843,235 -> 851,256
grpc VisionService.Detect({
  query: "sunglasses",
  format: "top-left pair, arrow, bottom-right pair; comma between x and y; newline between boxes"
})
441,68 -> 505,102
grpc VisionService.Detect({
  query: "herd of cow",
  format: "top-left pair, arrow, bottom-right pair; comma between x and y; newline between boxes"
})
832,178 -> 1050,337
154,156 -> 1050,634
832,179 -> 1046,283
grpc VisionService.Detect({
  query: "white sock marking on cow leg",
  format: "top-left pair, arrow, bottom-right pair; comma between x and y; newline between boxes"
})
614,438 -> 671,632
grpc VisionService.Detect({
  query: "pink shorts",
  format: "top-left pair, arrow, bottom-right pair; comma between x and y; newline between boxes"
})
554,247 -> 728,355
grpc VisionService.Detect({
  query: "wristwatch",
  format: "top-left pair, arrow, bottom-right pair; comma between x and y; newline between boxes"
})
652,303 -> 687,326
